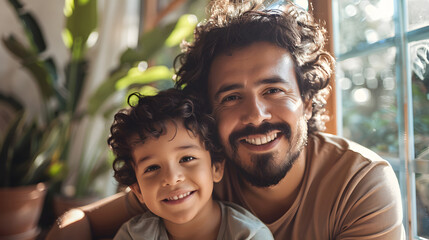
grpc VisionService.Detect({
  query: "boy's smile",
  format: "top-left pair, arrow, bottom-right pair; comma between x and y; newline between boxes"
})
130,120 -> 224,225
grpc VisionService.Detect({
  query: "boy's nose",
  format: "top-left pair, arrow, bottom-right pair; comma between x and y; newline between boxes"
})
241,96 -> 271,125
162,166 -> 184,186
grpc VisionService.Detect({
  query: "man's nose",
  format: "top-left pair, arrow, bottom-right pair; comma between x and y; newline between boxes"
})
162,165 -> 184,186
241,96 -> 272,125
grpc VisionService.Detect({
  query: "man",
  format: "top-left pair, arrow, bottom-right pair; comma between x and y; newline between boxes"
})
47,1 -> 404,239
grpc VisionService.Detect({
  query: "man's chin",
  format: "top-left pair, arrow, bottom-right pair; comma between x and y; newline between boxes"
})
231,150 -> 301,188
231,153 -> 292,188
240,168 -> 288,188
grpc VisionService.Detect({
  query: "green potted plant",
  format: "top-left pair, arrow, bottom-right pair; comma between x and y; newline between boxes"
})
0,0 -> 97,238
0,0 -> 200,236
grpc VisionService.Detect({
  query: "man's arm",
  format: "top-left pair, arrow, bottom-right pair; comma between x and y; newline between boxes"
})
46,191 -> 145,240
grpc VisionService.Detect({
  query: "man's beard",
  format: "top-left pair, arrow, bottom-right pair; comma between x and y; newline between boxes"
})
226,120 -> 307,188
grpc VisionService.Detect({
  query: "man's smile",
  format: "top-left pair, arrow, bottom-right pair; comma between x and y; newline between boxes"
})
240,131 -> 280,146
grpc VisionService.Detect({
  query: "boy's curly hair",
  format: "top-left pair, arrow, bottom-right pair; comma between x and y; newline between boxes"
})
108,88 -> 222,186
174,1 -> 334,133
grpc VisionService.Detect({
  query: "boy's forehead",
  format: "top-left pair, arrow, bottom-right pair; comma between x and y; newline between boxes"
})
129,120 -> 202,148
130,121 -> 208,163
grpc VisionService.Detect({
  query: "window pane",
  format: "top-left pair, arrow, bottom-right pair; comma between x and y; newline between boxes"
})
338,48 -> 398,158
411,41 -> 429,158
408,0 -> 429,31
411,40 -> 429,238
336,0 -> 394,55
416,171 -> 429,238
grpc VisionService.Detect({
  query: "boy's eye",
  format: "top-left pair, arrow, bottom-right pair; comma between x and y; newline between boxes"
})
180,156 -> 195,163
144,165 -> 160,173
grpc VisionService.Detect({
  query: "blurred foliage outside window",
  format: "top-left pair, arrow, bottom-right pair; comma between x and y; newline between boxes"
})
333,0 -> 429,238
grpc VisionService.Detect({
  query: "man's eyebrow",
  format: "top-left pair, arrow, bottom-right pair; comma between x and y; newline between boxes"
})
214,83 -> 243,101
214,77 -> 289,100
257,77 -> 289,85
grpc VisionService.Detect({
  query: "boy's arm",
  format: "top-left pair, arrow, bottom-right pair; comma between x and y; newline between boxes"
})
46,191 -> 146,240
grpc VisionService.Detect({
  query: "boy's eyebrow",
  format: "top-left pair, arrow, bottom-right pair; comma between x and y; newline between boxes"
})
135,143 -> 203,164
136,155 -> 152,164
175,143 -> 203,150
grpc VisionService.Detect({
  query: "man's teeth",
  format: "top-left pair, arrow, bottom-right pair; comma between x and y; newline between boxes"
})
245,133 -> 278,145
167,191 -> 191,201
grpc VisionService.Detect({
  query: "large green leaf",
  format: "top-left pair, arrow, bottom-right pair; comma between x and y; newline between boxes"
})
10,121 -> 39,186
0,111 -> 24,187
22,119 -> 67,185
120,22 -> 176,64
115,66 -> 173,90
2,35 -> 54,100
65,59 -> 88,113
19,13 -> 46,53
64,0 -> 97,55
7,0 -> 46,53
8,0 -> 23,9
87,68 -> 128,115
165,14 -> 198,47
0,93 -> 24,112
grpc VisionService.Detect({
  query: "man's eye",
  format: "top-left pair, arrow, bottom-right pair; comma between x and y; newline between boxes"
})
180,156 -> 195,163
221,95 -> 240,103
144,165 -> 160,173
265,88 -> 283,94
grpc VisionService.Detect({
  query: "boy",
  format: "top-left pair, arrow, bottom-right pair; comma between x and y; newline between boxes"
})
108,88 -> 273,240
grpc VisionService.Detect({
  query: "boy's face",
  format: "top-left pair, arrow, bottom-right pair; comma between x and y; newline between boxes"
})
130,120 -> 224,224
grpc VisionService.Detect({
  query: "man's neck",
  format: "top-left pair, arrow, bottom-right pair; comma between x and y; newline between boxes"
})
164,199 -> 221,240
241,148 -> 307,224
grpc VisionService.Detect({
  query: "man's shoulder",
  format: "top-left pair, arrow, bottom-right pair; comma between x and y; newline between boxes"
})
310,132 -> 387,165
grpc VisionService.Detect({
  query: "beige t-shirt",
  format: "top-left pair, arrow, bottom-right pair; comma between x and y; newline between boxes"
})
214,132 -> 405,240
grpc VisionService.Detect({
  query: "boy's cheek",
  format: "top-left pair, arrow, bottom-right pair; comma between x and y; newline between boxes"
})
130,183 -> 145,204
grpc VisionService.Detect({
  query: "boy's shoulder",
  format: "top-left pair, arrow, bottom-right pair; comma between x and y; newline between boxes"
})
114,212 -> 169,240
217,201 -> 274,240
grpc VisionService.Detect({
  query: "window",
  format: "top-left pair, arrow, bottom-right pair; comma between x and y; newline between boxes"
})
332,0 -> 429,238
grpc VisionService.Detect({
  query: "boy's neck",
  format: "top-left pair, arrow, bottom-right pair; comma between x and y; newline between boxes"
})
164,199 -> 221,240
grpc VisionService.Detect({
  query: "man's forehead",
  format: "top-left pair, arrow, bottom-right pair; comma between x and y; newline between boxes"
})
207,42 -> 295,92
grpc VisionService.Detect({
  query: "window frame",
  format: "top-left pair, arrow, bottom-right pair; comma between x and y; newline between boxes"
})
312,0 -> 429,238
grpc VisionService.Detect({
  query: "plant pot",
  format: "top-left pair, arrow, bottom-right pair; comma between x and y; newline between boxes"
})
0,183 -> 47,240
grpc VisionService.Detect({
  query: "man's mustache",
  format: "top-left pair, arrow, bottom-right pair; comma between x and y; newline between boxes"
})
228,122 -> 291,150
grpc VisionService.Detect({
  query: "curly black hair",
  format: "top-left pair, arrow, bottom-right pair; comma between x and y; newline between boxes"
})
108,88 -> 222,186
174,1 -> 334,133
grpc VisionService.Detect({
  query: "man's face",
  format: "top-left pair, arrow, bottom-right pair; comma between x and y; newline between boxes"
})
208,42 -> 312,188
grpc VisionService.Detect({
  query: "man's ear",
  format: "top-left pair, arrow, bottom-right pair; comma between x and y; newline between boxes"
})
304,100 -> 313,121
212,160 -> 225,183
129,183 -> 144,204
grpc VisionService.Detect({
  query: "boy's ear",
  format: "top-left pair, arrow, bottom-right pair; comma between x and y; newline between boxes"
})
212,160 -> 225,183
129,183 -> 145,204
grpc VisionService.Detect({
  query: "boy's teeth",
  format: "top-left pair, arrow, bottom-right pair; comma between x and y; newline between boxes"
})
244,133 -> 278,146
167,191 -> 191,201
